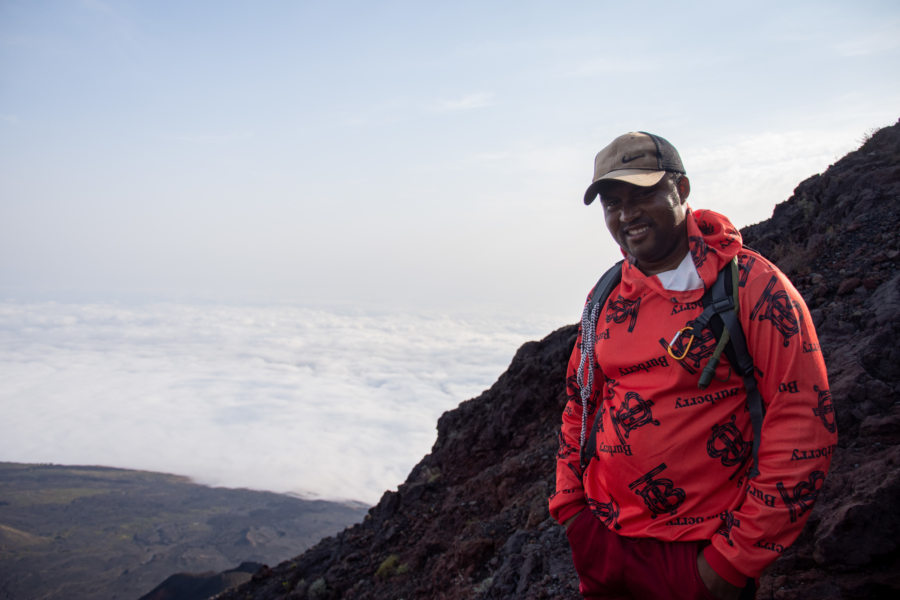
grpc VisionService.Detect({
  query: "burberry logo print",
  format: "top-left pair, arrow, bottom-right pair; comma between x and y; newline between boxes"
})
707,414 -> 751,477
607,296 -> 641,332
777,471 -> 826,523
628,463 -> 686,519
750,275 -> 800,346
587,497 -> 621,530
612,391 -> 660,445
689,236 -> 712,268
813,385 -> 836,433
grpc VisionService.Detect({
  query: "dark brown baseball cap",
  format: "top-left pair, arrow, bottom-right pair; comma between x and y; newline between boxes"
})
583,131 -> 685,205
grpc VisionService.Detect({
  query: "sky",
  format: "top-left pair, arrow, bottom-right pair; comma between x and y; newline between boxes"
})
1,0 -> 898,316
1,1 -> 899,503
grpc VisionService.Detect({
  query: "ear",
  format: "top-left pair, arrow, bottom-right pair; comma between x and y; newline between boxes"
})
676,175 -> 691,204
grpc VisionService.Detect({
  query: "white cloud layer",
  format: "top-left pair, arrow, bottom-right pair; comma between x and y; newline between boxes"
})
0,301 -> 562,504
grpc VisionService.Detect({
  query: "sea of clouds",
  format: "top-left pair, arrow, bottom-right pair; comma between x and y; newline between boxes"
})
0,301 -> 565,505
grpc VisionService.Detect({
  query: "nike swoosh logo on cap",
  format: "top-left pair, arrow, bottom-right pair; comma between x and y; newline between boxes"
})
621,153 -> 644,163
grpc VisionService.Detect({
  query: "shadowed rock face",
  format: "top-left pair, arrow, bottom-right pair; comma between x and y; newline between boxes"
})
217,120 -> 900,600
139,562 -> 263,600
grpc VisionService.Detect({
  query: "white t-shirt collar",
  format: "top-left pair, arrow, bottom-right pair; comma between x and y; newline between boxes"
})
655,252 -> 704,291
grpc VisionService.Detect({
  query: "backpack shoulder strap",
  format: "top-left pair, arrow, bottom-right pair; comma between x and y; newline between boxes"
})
698,257 -> 765,479
586,259 -> 624,318
578,260 -> 623,471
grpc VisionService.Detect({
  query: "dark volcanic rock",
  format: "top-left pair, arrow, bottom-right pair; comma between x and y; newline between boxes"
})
140,562 -> 263,600
219,120 -> 900,600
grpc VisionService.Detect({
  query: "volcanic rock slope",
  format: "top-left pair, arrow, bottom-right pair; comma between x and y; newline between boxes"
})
220,120 -> 900,600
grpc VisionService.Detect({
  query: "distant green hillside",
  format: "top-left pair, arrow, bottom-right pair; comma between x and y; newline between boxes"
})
0,462 -> 367,600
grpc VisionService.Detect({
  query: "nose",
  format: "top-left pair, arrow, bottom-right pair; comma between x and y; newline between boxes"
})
619,200 -> 640,223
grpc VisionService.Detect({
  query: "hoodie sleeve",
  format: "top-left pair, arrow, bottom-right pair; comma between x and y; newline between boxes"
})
704,258 -> 837,585
549,322 -> 592,525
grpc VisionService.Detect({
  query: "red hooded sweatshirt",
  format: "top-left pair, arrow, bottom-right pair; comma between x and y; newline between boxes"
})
549,208 -> 836,586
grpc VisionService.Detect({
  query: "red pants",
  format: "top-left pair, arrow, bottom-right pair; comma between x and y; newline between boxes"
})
565,510 -> 754,600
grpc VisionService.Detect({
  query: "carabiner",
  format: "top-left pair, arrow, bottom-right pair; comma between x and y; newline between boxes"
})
667,326 -> 695,360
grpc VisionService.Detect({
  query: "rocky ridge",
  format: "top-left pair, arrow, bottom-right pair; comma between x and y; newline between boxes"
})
217,120 -> 900,600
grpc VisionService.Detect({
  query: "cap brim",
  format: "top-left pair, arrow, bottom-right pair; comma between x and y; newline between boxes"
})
583,170 -> 667,205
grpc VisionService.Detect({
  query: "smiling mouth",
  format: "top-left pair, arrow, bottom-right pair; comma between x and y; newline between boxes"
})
624,224 -> 650,238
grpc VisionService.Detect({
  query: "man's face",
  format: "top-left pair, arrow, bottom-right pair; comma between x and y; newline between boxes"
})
596,175 -> 690,275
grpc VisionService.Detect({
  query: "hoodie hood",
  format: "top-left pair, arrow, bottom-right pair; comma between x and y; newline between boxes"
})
618,207 -> 743,302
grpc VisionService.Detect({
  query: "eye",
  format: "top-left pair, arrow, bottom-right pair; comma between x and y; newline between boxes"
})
600,197 -> 620,211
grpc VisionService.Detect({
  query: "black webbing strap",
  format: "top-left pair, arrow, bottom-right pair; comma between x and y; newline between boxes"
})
700,259 -> 765,479
578,260 -> 623,471
587,260 -> 624,320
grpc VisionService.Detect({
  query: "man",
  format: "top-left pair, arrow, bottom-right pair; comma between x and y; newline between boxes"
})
549,132 -> 837,600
